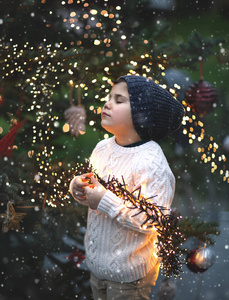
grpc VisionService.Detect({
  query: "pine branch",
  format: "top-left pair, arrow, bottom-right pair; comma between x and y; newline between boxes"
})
0,173 -> 23,204
178,216 -> 220,246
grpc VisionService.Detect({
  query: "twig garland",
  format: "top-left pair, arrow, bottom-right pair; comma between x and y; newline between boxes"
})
76,162 -> 185,278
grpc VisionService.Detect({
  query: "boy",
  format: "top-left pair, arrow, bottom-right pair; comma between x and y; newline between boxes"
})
69,75 -> 184,299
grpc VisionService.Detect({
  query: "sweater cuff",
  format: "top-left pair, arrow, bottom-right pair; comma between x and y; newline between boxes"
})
69,178 -> 75,198
97,190 -> 124,218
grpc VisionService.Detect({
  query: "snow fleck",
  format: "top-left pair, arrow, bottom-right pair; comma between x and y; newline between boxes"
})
2,257 -> 8,264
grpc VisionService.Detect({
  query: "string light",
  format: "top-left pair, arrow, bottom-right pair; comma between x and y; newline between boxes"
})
3,38 -> 227,187
0,0 -> 228,220
67,162 -> 185,278
182,101 -> 228,181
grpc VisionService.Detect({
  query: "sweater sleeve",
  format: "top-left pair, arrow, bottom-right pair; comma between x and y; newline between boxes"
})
97,189 -> 155,234
133,148 -> 175,211
97,147 -> 175,234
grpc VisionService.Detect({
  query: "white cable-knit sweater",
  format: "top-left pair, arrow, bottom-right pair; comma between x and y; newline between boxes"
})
83,136 -> 175,283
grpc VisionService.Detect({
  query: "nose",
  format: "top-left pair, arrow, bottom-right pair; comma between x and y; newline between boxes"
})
103,100 -> 111,110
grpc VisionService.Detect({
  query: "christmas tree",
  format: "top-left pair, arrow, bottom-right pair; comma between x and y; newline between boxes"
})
0,0 -> 228,298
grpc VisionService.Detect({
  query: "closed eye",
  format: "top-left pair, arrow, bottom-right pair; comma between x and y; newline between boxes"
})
116,95 -> 127,103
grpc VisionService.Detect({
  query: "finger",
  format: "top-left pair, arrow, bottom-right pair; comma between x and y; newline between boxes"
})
90,176 -> 98,185
89,177 -> 102,189
84,186 -> 91,196
77,200 -> 89,207
89,184 -> 95,189
84,186 -> 90,193
76,195 -> 87,201
76,179 -> 89,188
84,184 -> 96,191
71,176 -> 87,188
74,190 -> 85,197
81,173 -> 94,182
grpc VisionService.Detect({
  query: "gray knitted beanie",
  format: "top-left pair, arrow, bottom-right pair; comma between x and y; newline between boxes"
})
120,75 -> 185,141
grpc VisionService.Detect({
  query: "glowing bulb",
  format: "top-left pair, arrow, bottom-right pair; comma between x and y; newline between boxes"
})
94,40 -> 100,45
63,123 -> 70,132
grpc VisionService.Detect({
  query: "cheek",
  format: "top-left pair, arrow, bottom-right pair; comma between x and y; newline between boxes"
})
112,107 -> 124,118
114,107 -> 133,126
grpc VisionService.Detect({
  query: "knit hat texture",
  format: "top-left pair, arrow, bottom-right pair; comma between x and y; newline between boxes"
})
120,75 -> 185,141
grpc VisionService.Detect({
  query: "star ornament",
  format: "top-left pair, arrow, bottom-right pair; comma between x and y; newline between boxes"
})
0,202 -> 27,233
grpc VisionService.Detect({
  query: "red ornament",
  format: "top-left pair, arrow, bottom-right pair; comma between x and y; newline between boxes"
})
185,60 -> 218,116
186,248 -> 207,273
185,80 -> 218,116
186,246 -> 216,273
65,246 -> 85,268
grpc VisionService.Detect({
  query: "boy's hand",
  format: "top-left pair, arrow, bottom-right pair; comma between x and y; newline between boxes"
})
84,176 -> 106,210
69,173 -> 94,206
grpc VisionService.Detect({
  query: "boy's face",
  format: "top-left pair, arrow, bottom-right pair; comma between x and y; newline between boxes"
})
101,81 -> 139,143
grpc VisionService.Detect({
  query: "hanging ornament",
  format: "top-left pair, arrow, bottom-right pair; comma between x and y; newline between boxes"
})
186,246 -> 216,273
65,246 -> 85,269
64,82 -> 86,137
157,278 -> 177,300
216,47 -> 229,64
185,59 -> 218,116
0,201 -> 27,233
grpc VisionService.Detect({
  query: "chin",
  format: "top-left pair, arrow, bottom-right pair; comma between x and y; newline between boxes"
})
101,121 -> 109,129
101,123 -> 113,135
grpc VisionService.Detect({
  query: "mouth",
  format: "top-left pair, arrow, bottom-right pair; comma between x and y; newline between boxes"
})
102,112 -> 110,117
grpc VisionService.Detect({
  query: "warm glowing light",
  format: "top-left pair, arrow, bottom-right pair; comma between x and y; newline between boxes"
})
94,39 -> 100,45
63,123 -> 70,132
106,51 -> 113,57
79,130 -> 86,135
28,150 -> 34,158
90,9 -> 97,15
101,10 -> 107,15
